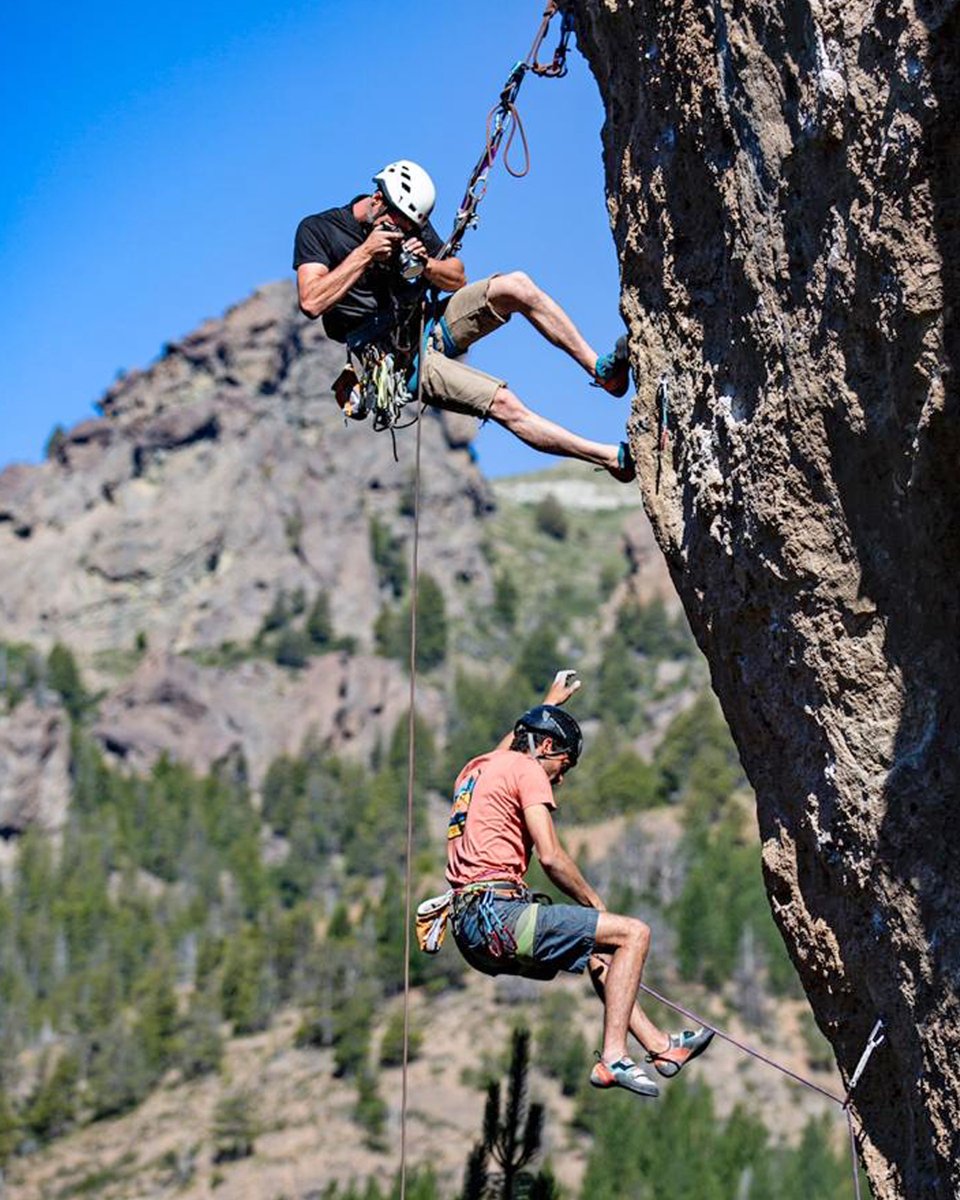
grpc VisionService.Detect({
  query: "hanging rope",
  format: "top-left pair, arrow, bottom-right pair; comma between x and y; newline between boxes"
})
439,3 -> 575,261
398,10 -> 575,1191
398,308 -> 428,1200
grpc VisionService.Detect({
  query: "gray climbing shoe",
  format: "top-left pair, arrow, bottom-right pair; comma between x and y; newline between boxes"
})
646,1028 -> 715,1078
589,1055 -> 660,1098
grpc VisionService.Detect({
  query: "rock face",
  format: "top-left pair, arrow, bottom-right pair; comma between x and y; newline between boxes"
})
92,649 -> 445,786
0,282 -> 492,800
0,282 -> 493,664
573,2 -> 959,1196
0,695 -> 71,837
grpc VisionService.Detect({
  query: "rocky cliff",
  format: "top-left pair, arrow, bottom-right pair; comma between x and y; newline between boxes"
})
573,1 -> 959,1195
0,280 -> 665,830
0,282 -> 491,662
0,282 -> 493,811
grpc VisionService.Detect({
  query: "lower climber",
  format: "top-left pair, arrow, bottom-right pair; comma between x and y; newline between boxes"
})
293,159 -> 635,481
445,671 -> 713,1097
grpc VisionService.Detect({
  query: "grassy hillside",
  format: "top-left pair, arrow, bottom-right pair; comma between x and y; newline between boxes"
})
0,470 -> 868,1198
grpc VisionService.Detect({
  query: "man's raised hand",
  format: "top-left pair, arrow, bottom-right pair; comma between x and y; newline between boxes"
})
544,669 -> 581,707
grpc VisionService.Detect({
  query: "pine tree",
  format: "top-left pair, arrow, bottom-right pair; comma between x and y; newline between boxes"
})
23,1050 -> 80,1142
136,960 -> 180,1075
0,1086 -> 19,1165
353,1069 -> 388,1150
533,493 -> 568,541
370,517 -> 408,597
306,590 -> 334,648
86,1017 -> 152,1120
211,1087 -> 258,1162
493,571 -> 519,629
46,643 -> 88,721
258,590 -> 290,639
460,1028 -> 554,1200
220,928 -> 272,1035
410,573 -> 447,672
178,989 -> 224,1080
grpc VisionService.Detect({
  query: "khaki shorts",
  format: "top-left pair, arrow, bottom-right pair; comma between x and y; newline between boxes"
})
420,276 -> 509,418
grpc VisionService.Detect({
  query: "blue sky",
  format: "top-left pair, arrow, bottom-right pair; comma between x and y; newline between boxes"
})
0,2 -> 629,479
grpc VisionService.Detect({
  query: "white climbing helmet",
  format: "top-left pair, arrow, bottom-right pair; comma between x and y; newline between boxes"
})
373,160 -> 436,228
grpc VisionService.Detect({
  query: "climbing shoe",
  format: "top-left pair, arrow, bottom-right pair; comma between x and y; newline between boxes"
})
646,1028 -> 715,1078
589,1056 -> 660,1098
604,440 -> 636,484
593,335 -> 631,397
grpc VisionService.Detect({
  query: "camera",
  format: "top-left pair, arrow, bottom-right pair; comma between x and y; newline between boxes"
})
382,221 -> 427,282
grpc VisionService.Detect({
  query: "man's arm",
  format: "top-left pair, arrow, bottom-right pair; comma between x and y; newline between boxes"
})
296,224 -> 404,318
398,229 -> 465,293
422,254 -> 466,293
523,803 -> 604,909
491,669 -> 582,754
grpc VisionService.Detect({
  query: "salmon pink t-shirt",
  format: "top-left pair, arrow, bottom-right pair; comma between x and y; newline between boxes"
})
446,749 -> 556,888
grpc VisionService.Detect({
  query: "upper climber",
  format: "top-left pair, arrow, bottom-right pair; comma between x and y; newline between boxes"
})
293,159 -> 635,481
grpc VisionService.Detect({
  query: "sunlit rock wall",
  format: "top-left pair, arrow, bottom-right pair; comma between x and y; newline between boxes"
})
573,2 -> 960,1195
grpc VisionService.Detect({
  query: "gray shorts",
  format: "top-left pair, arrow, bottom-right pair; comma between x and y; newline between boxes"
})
420,276 -> 508,418
452,892 -> 599,980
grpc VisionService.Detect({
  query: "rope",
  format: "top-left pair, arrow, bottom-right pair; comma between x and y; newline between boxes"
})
848,1111 -> 863,1200
639,982 -> 845,1105
398,307 -> 428,1200
439,3 -> 575,260
395,11 -> 576,1160
640,982 -> 884,1196
397,9 -> 576,1175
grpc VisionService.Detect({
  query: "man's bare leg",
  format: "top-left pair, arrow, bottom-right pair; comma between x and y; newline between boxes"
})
488,387 -> 633,482
589,952 -> 670,1058
592,914 -> 668,1063
487,271 -> 600,376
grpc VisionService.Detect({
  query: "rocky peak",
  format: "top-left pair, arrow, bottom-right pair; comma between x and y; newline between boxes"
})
0,281 -> 494,666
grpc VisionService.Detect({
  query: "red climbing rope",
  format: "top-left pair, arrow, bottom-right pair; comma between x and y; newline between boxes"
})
439,3 -> 576,261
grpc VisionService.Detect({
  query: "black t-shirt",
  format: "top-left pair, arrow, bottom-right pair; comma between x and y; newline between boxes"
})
293,196 -> 444,343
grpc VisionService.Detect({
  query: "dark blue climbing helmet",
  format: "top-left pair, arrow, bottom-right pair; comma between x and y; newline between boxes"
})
514,705 -> 583,767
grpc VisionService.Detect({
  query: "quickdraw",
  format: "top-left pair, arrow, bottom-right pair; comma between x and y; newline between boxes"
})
440,3 -> 576,261
471,889 -> 520,959
341,299 -> 435,439
344,339 -> 416,432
